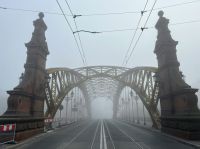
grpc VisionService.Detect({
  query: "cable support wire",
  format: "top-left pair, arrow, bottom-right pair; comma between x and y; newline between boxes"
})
0,0 -> 200,17
122,0 -> 149,66
63,0 -> 87,65
124,0 -> 158,66
77,18 -> 200,34
56,0 -> 86,66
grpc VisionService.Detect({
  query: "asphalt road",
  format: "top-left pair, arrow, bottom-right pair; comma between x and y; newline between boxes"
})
10,120 -> 195,149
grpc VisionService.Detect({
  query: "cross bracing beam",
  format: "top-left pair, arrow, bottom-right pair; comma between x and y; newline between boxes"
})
45,66 -> 160,128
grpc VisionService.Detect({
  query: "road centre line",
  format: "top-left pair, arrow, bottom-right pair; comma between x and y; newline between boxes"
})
102,121 -> 107,149
100,120 -> 108,149
104,120 -> 116,149
90,120 -> 100,149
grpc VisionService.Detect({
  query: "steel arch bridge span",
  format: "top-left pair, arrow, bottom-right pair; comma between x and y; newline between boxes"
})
45,66 -> 160,128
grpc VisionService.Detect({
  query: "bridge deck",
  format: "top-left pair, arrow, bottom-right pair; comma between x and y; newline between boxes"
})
4,120 -> 195,149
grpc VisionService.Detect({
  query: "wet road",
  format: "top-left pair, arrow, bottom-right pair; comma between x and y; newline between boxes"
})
11,120 -> 194,149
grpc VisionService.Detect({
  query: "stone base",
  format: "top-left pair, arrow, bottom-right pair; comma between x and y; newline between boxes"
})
161,116 -> 200,140
15,128 -> 44,141
0,117 -> 44,142
162,127 -> 200,140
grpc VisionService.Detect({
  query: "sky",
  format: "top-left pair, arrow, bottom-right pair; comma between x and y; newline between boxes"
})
0,0 -> 200,116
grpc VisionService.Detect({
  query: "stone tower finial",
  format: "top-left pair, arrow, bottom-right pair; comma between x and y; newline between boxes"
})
154,10 -> 177,53
158,10 -> 164,17
1,11 -> 50,141
153,10 -> 200,140
39,12 -> 44,19
26,12 -> 48,53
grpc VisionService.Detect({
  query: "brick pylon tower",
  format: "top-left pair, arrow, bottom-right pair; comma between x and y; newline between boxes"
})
0,12 -> 49,140
154,11 -> 200,140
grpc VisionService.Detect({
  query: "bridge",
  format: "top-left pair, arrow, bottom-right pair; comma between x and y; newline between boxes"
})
45,66 -> 160,128
0,9 -> 200,149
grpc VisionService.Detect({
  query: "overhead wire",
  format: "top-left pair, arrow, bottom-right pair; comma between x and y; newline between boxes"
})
64,0 -> 87,65
149,0 -> 200,12
0,0 -> 199,66
0,0 -> 200,16
81,0 -> 200,17
124,0 -> 158,66
97,28 -> 138,33
150,18 -> 200,29
56,0 -> 86,66
74,17 -> 200,33
98,18 -> 200,33
122,0 -> 149,66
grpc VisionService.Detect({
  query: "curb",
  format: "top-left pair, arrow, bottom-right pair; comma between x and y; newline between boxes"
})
5,122 -> 80,149
160,133 -> 200,149
5,132 -> 48,149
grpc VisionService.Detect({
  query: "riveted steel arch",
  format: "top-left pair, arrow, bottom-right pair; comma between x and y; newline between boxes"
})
45,66 -> 160,128
115,67 -> 160,128
45,66 -> 128,117
45,68 -> 89,118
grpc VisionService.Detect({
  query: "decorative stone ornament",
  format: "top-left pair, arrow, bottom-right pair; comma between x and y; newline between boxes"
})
0,12 -> 49,141
154,11 -> 200,140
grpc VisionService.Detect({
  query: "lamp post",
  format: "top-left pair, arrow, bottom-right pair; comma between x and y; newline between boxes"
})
58,104 -> 64,127
130,90 -> 135,123
128,97 -> 131,122
143,104 -> 146,125
74,88 -> 77,122
135,94 -> 140,124
121,98 -> 124,120
79,97 -> 83,120
70,91 -> 74,122
65,95 -> 70,124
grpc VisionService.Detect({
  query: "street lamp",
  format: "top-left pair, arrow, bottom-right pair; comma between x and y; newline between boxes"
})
70,91 -> 74,122
121,98 -> 124,120
143,104 -> 146,125
65,95 -> 70,124
130,90 -> 135,123
135,94 -> 140,124
58,104 -> 64,127
79,98 -> 83,120
128,97 -> 131,122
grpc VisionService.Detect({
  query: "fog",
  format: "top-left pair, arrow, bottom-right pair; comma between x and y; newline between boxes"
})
1,0 -> 200,122
0,90 -> 7,115
91,97 -> 113,119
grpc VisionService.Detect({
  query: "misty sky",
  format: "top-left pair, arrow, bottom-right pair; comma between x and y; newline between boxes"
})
0,0 -> 200,116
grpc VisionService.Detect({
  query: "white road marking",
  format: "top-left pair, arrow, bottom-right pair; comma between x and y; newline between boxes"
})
90,120 -> 100,149
100,120 -> 103,149
102,121 -> 107,149
104,121 -> 116,149
100,120 -> 108,149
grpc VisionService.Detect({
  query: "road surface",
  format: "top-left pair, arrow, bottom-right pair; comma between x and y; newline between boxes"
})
10,120 -> 194,149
